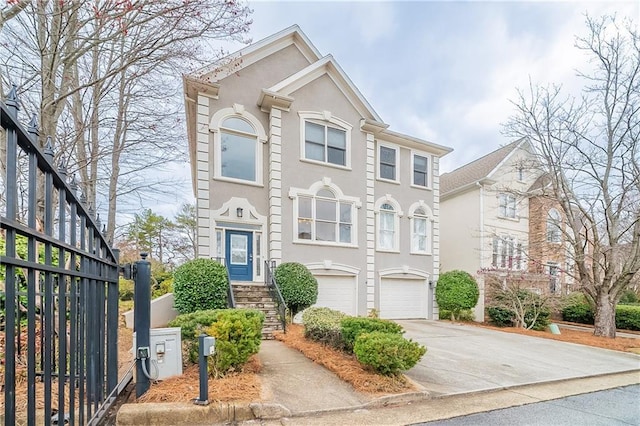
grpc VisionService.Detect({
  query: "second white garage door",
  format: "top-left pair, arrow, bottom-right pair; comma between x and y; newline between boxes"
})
313,275 -> 357,316
380,278 -> 428,319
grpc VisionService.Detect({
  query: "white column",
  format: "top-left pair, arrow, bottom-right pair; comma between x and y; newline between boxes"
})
431,156 -> 440,319
196,94 -> 211,258
365,133 -> 376,312
268,108 -> 283,263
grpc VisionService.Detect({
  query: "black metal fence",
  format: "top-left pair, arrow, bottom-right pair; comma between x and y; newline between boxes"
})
1,86 -> 122,425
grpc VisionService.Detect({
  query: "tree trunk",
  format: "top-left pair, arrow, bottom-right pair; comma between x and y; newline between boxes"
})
593,291 -> 616,338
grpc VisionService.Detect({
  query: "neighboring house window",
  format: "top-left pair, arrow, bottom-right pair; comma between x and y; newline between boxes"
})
410,205 -> 433,255
546,208 -> 562,242
546,262 -> 560,293
412,152 -> 430,188
517,167 -> 525,182
375,196 -> 403,252
492,236 -> 523,270
378,144 -> 398,182
290,179 -> 360,246
498,193 -> 516,218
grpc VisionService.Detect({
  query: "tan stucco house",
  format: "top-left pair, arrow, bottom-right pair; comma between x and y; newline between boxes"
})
183,26 -> 452,320
440,139 -> 574,321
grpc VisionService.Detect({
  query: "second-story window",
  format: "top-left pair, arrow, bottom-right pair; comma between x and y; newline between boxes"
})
220,117 -> 258,182
297,188 -> 354,244
498,193 -> 516,218
412,153 -> 430,188
378,203 -> 396,250
547,208 -> 562,242
304,121 -> 347,166
379,145 -> 398,181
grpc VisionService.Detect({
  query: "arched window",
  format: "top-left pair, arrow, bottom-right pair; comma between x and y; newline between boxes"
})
291,180 -> 359,246
220,117 -> 257,182
546,208 -> 562,243
375,196 -> 402,252
408,201 -> 433,255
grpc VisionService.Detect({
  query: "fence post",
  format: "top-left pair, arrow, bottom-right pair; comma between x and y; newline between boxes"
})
134,253 -> 151,398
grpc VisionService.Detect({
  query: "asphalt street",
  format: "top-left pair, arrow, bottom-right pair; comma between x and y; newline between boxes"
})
417,384 -> 640,426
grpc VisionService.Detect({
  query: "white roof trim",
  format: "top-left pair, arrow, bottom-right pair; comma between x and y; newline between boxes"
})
192,25 -> 322,81
267,55 -> 383,123
486,137 -> 529,180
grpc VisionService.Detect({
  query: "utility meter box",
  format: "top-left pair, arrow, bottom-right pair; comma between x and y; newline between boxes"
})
133,327 -> 182,380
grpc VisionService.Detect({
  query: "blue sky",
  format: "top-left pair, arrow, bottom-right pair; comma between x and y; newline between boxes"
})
153,0 -> 638,218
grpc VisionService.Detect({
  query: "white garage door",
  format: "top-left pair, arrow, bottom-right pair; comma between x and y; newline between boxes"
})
380,278 -> 427,319
313,275 -> 357,316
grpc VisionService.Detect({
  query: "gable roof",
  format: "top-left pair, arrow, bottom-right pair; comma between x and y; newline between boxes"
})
259,54 -> 382,122
193,25 -> 322,81
440,138 -> 525,195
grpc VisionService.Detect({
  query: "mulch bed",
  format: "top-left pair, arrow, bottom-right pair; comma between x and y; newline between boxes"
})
274,324 -> 416,395
137,355 -> 262,403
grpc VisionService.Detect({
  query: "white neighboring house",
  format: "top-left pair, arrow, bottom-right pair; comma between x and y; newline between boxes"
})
183,26 -> 453,319
440,139 -> 540,321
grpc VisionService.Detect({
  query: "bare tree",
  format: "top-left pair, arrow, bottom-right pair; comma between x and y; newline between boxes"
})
1,0 -> 252,241
504,14 -> 640,337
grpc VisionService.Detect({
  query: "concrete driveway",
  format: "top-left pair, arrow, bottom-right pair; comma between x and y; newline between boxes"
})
397,320 -> 640,396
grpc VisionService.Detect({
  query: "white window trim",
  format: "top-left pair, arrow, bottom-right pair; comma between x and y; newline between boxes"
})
374,195 -> 403,253
492,234 -> 525,271
410,150 -> 432,190
408,201 -> 433,255
289,178 -> 361,248
546,208 -> 562,243
210,105 -> 267,186
377,142 -> 400,184
497,193 -> 518,220
299,111 -> 353,170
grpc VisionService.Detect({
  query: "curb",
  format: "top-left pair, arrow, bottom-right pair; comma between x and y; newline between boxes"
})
116,369 -> 640,425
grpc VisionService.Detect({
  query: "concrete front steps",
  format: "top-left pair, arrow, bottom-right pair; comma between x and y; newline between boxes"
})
231,283 -> 283,339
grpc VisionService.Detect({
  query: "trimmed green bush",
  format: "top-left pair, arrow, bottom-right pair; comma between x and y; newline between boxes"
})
353,331 -> 426,376
562,302 -> 594,324
301,307 -> 348,350
119,278 -> 135,301
435,270 -> 479,320
619,290 -> 639,305
204,309 -> 264,377
487,306 -> 513,327
168,309 -> 223,341
340,317 -> 403,352
274,262 -> 318,319
173,259 -> 228,314
615,305 -> 640,331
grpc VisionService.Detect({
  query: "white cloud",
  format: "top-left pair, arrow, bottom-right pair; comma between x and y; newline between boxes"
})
349,2 -> 397,46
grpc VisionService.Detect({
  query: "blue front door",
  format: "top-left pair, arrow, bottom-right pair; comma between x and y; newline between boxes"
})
226,230 -> 253,281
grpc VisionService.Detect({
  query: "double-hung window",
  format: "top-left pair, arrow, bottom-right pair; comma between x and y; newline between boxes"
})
498,193 -> 516,218
546,208 -> 562,242
304,121 -> 347,166
412,153 -> 430,188
378,145 -> 398,181
492,236 -> 524,270
411,208 -> 431,254
295,187 -> 355,245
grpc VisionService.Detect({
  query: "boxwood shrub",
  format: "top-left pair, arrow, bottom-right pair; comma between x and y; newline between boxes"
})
487,306 -> 514,327
435,270 -> 479,321
274,262 -> 318,319
561,302 -> 594,325
173,258 -> 228,314
340,317 -> 403,352
614,305 -> 640,331
353,331 -> 426,376
204,309 -> 264,377
301,307 -> 348,350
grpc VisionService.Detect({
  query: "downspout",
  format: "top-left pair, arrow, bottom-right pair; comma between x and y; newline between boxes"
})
477,181 -> 485,322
